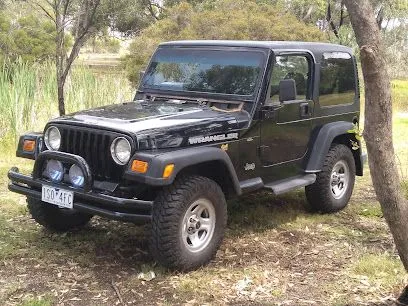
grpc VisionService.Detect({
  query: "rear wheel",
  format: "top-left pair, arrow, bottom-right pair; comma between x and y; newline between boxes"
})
149,175 -> 227,271
27,197 -> 92,231
305,144 -> 356,213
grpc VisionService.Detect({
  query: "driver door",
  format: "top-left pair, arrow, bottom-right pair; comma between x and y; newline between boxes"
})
260,53 -> 314,166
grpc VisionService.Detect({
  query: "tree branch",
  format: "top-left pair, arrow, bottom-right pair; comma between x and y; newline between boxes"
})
32,2 -> 56,23
61,0 -> 101,83
302,5 -> 314,21
326,1 -> 339,38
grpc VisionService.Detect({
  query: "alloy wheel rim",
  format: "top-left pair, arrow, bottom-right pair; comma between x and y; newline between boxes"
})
181,198 -> 216,253
330,160 -> 350,200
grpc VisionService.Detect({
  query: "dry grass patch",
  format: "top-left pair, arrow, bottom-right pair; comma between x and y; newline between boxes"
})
171,266 -> 288,304
352,253 -> 406,288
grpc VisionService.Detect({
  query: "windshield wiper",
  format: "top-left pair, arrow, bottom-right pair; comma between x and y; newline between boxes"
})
148,95 -> 208,107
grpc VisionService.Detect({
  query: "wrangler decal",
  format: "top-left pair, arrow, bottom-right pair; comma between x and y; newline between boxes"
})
188,133 -> 239,145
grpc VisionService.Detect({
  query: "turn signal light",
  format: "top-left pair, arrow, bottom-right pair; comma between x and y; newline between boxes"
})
162,164 -> 175,179
131,160 -> 148,173
23,140 -> 36,152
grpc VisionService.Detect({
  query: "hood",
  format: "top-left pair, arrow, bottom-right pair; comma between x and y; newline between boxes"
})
50,101 -> 250,149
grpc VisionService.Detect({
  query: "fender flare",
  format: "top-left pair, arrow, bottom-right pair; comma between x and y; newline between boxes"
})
304,121 -> 355,173
124,146 -> 242,195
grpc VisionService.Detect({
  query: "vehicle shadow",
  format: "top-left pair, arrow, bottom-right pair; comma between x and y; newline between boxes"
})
32,218 -> 151,270
227,189 -> 312,234
29,189 -> 311,271
29,187 -> 377,275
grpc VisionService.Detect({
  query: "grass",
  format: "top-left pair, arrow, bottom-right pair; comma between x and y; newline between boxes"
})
20,297 -> 54,306
356,202 -> 383,218
392,80 -> 408,112
0,60 -> 133,154
352,253 -> 406,290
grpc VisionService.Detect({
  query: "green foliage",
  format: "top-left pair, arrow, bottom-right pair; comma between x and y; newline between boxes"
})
385,23 -> 408,79
268,0 -> 328,23
123,0 -> 325,85
107,0 -> 159,35
347,125 -> 363,151
0,13 -> 58,63
347,123 -> 363,151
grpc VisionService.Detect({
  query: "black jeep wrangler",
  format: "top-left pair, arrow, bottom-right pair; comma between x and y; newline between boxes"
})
8,40 -> 366,271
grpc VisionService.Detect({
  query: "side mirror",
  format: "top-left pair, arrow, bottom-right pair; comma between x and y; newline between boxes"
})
279,79 -> 297,102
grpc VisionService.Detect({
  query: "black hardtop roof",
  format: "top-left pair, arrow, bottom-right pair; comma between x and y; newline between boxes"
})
159,40 -> 353,57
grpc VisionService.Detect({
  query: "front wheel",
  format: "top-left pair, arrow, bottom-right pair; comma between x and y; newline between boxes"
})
305,144 -> 356,213
149,175 -> 227,271
27,197 -> 92,231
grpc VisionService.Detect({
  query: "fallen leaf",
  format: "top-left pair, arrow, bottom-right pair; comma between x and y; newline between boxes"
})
137,271 -> 156,281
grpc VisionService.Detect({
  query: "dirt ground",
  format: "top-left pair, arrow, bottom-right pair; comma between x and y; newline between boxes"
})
1,166 -> 406,306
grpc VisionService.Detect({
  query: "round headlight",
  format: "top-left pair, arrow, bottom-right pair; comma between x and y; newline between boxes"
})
45,160 -> 64,182
44,126 -> 61,151
110,137 -> 131,165
69,164 -> 85,188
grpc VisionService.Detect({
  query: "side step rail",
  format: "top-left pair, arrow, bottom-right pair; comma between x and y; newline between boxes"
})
264,174 -> 317,195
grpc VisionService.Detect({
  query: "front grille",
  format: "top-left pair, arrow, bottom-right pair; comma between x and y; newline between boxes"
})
56,125 -> 133,181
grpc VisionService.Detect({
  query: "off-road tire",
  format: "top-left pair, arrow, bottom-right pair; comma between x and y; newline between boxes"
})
305,144 -> 356,213
149,175 -> 227,271
27,197 -> 92,231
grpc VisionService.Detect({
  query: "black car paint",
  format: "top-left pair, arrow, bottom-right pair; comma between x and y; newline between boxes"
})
9,40 -> 364,223
49,102 -> 249,146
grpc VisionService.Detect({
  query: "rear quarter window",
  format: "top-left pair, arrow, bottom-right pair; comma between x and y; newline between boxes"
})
319,52 -> 356,107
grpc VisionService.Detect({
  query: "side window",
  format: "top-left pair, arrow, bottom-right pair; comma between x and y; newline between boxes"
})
319,52 -> 356,106
269,55 -> 310,103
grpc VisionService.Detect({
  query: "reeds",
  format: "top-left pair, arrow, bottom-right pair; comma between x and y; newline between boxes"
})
0,60 -> 133,152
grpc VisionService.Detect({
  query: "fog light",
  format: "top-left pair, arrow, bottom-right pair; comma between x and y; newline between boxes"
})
69,164 -> 85,188
44,160 -> 64,182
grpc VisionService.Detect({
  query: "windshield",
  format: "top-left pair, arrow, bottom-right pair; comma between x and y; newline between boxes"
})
142,48 -> 266,96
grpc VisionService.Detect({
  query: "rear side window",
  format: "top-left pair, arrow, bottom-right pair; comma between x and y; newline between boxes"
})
269,55 -> 310,103
319,52 -> 356,106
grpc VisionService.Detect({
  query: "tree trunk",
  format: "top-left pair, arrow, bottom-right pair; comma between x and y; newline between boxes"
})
55,2 -> 66,116
57,82 -> 65,115
343,0 -> 408,272
35,0 -> 101,116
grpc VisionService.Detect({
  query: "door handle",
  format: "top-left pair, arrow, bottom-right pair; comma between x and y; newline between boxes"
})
300,103 -> 311,118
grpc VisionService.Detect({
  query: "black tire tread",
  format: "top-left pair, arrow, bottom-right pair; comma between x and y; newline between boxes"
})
305,144 -> 356,213
149,175 -> 227,271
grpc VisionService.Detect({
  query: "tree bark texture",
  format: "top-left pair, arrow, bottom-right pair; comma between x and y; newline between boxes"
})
343,0 -> 408,271
55,2 -> 66,116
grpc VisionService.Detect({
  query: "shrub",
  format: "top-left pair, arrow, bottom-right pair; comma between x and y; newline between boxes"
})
0,13 -> 59,63
122,0 -> 325,85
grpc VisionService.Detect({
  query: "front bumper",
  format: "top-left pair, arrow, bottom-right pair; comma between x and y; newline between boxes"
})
8,168 -> 153,224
